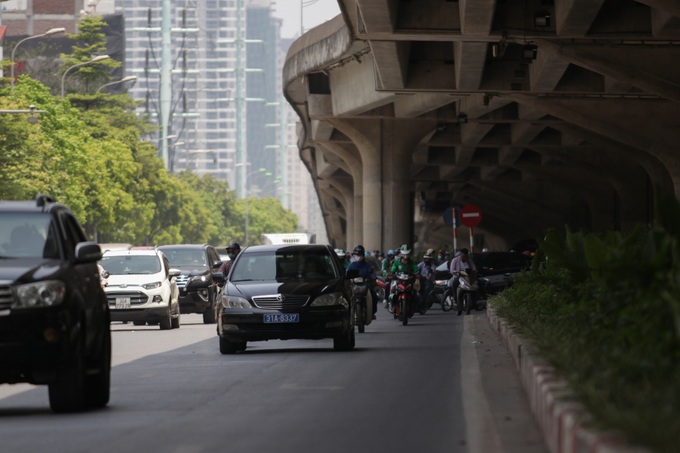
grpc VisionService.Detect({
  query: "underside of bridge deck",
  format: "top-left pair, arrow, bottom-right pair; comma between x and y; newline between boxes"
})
283,0 -> 680,253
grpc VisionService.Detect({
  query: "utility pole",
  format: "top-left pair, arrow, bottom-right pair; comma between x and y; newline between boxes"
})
160,0 -> 172,168
235,0 -> 245,198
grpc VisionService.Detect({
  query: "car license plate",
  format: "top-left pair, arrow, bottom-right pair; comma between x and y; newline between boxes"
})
115,297 -> 131,309
263,313 -> 299,323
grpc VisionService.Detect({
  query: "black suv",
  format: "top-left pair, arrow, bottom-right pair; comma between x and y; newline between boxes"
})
157,244 -> 221,323
0,194 -> 111,412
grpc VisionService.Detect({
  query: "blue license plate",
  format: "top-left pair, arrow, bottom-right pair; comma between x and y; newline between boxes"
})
263,313 -> 299,323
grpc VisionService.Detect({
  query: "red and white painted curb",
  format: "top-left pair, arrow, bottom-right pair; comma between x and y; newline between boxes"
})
486,305 -> 649,453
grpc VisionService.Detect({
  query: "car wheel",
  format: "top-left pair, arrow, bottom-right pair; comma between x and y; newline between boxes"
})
159,307 -> 172,330
333,311 -> 355,351
219,336 -> 238,354
171,313 -> 180,329
49,329 -> 86,413
85,328 -> 111,409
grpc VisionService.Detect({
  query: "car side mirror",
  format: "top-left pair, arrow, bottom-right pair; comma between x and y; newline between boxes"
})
75,242 -> 102,263
213,272 -> 225,286
169,268 -> 181,278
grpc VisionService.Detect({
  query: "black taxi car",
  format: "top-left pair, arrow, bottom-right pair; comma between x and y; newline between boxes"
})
0,194 -> 111,412
214,244 -> 356,353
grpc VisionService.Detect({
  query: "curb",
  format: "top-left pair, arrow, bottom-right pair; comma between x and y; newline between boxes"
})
486,305 -> 649,453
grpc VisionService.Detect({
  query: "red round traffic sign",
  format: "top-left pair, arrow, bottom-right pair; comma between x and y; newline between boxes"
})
460,204 -> 482,227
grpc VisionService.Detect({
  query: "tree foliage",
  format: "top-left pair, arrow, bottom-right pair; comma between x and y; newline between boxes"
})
0,65 -> 299,249
60,15 -> 121,95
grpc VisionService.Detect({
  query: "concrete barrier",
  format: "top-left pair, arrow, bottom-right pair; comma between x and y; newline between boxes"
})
486,305 -> 649,453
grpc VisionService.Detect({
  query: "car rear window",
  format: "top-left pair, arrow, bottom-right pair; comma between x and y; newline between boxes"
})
101,255 -> 162,275
159,247 -> 206,266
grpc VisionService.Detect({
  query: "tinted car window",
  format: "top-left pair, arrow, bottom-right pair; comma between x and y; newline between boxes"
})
231,249 -> 338,282
160,247 -> 206,266
0,213 -> 51,258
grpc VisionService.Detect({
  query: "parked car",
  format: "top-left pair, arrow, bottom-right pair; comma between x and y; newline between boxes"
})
434,251 -> 532,295
157,244 -> 221,323
100,248 -> 181,329
214,244 -> 356,353
0,194 -> 110,413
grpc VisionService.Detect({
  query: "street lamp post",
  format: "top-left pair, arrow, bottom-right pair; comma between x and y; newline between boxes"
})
10,27 -> 66,91
61,54 -> 111,98
96,75 -> 138,93
235,163 -> 269,245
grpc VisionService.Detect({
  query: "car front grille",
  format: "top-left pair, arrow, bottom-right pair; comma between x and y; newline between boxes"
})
252,294 -> 309,310
175,275 -> 189,289
0,285 -> 12,311
106,291 -> 149,305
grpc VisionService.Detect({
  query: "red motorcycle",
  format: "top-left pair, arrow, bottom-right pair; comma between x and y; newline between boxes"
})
393,272 -> 417,325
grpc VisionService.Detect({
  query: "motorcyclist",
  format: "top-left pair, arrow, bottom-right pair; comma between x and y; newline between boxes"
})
335,248 -> 350,269
346,245 -> 378,320
218,242 -> 241,276
436,249 -> 447,266
381,249 -> 395,277
447,248 -> 476,306
388,244 -> 419,309
417,251 -> 437,309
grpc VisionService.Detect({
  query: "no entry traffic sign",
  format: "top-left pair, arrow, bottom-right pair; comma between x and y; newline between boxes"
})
460,204 -> 482,227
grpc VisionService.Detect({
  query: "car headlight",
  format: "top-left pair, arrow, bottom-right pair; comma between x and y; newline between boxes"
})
311,292 -> 343,307
12,280 -> 66,308
142,281 -> 162,290
221,295 -> 251,309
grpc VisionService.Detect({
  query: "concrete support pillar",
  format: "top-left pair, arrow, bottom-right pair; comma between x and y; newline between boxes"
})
325,118 -> 435,251
318,142 -> 363,249
382,120 -> 436,249
327,119 -> 383,251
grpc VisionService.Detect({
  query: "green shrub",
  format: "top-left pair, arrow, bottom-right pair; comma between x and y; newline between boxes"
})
493,196 -> 680,452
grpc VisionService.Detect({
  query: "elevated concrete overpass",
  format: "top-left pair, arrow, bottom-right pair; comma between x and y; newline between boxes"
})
283,0 -> 680,253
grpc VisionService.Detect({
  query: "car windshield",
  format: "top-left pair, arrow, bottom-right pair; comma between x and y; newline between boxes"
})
100,255 -> 162,275
159,247 -> 206,267
0,213 -> 57,258
231,250 -> 338,282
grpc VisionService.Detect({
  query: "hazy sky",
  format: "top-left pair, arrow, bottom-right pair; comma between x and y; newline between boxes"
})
272,0 -> 341,39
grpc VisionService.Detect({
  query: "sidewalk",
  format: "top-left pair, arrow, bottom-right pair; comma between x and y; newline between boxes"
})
486,305 -> 649,453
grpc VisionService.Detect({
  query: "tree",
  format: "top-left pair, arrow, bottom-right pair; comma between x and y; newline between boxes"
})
60,15 -> 121,95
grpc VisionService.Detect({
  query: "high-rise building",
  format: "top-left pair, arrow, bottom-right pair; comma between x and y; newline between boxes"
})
245,0 -> 280,199
113,0 -> 241,187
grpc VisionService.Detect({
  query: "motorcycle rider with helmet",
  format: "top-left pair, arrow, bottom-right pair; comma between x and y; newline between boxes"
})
346,245 -> 378,320
381,249 -> 396,277
417,251 -> 437,309
387,244 -> 420,309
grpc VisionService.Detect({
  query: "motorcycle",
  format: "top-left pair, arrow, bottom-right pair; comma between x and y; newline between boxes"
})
454,269 -> 488,315
393,272 -> 417,325
374,277 -> 387,305
430,277 -> 454,312
351,276 -> 373,333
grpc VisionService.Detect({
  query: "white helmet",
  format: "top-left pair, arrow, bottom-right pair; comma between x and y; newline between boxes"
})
399,244 -> 411,256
